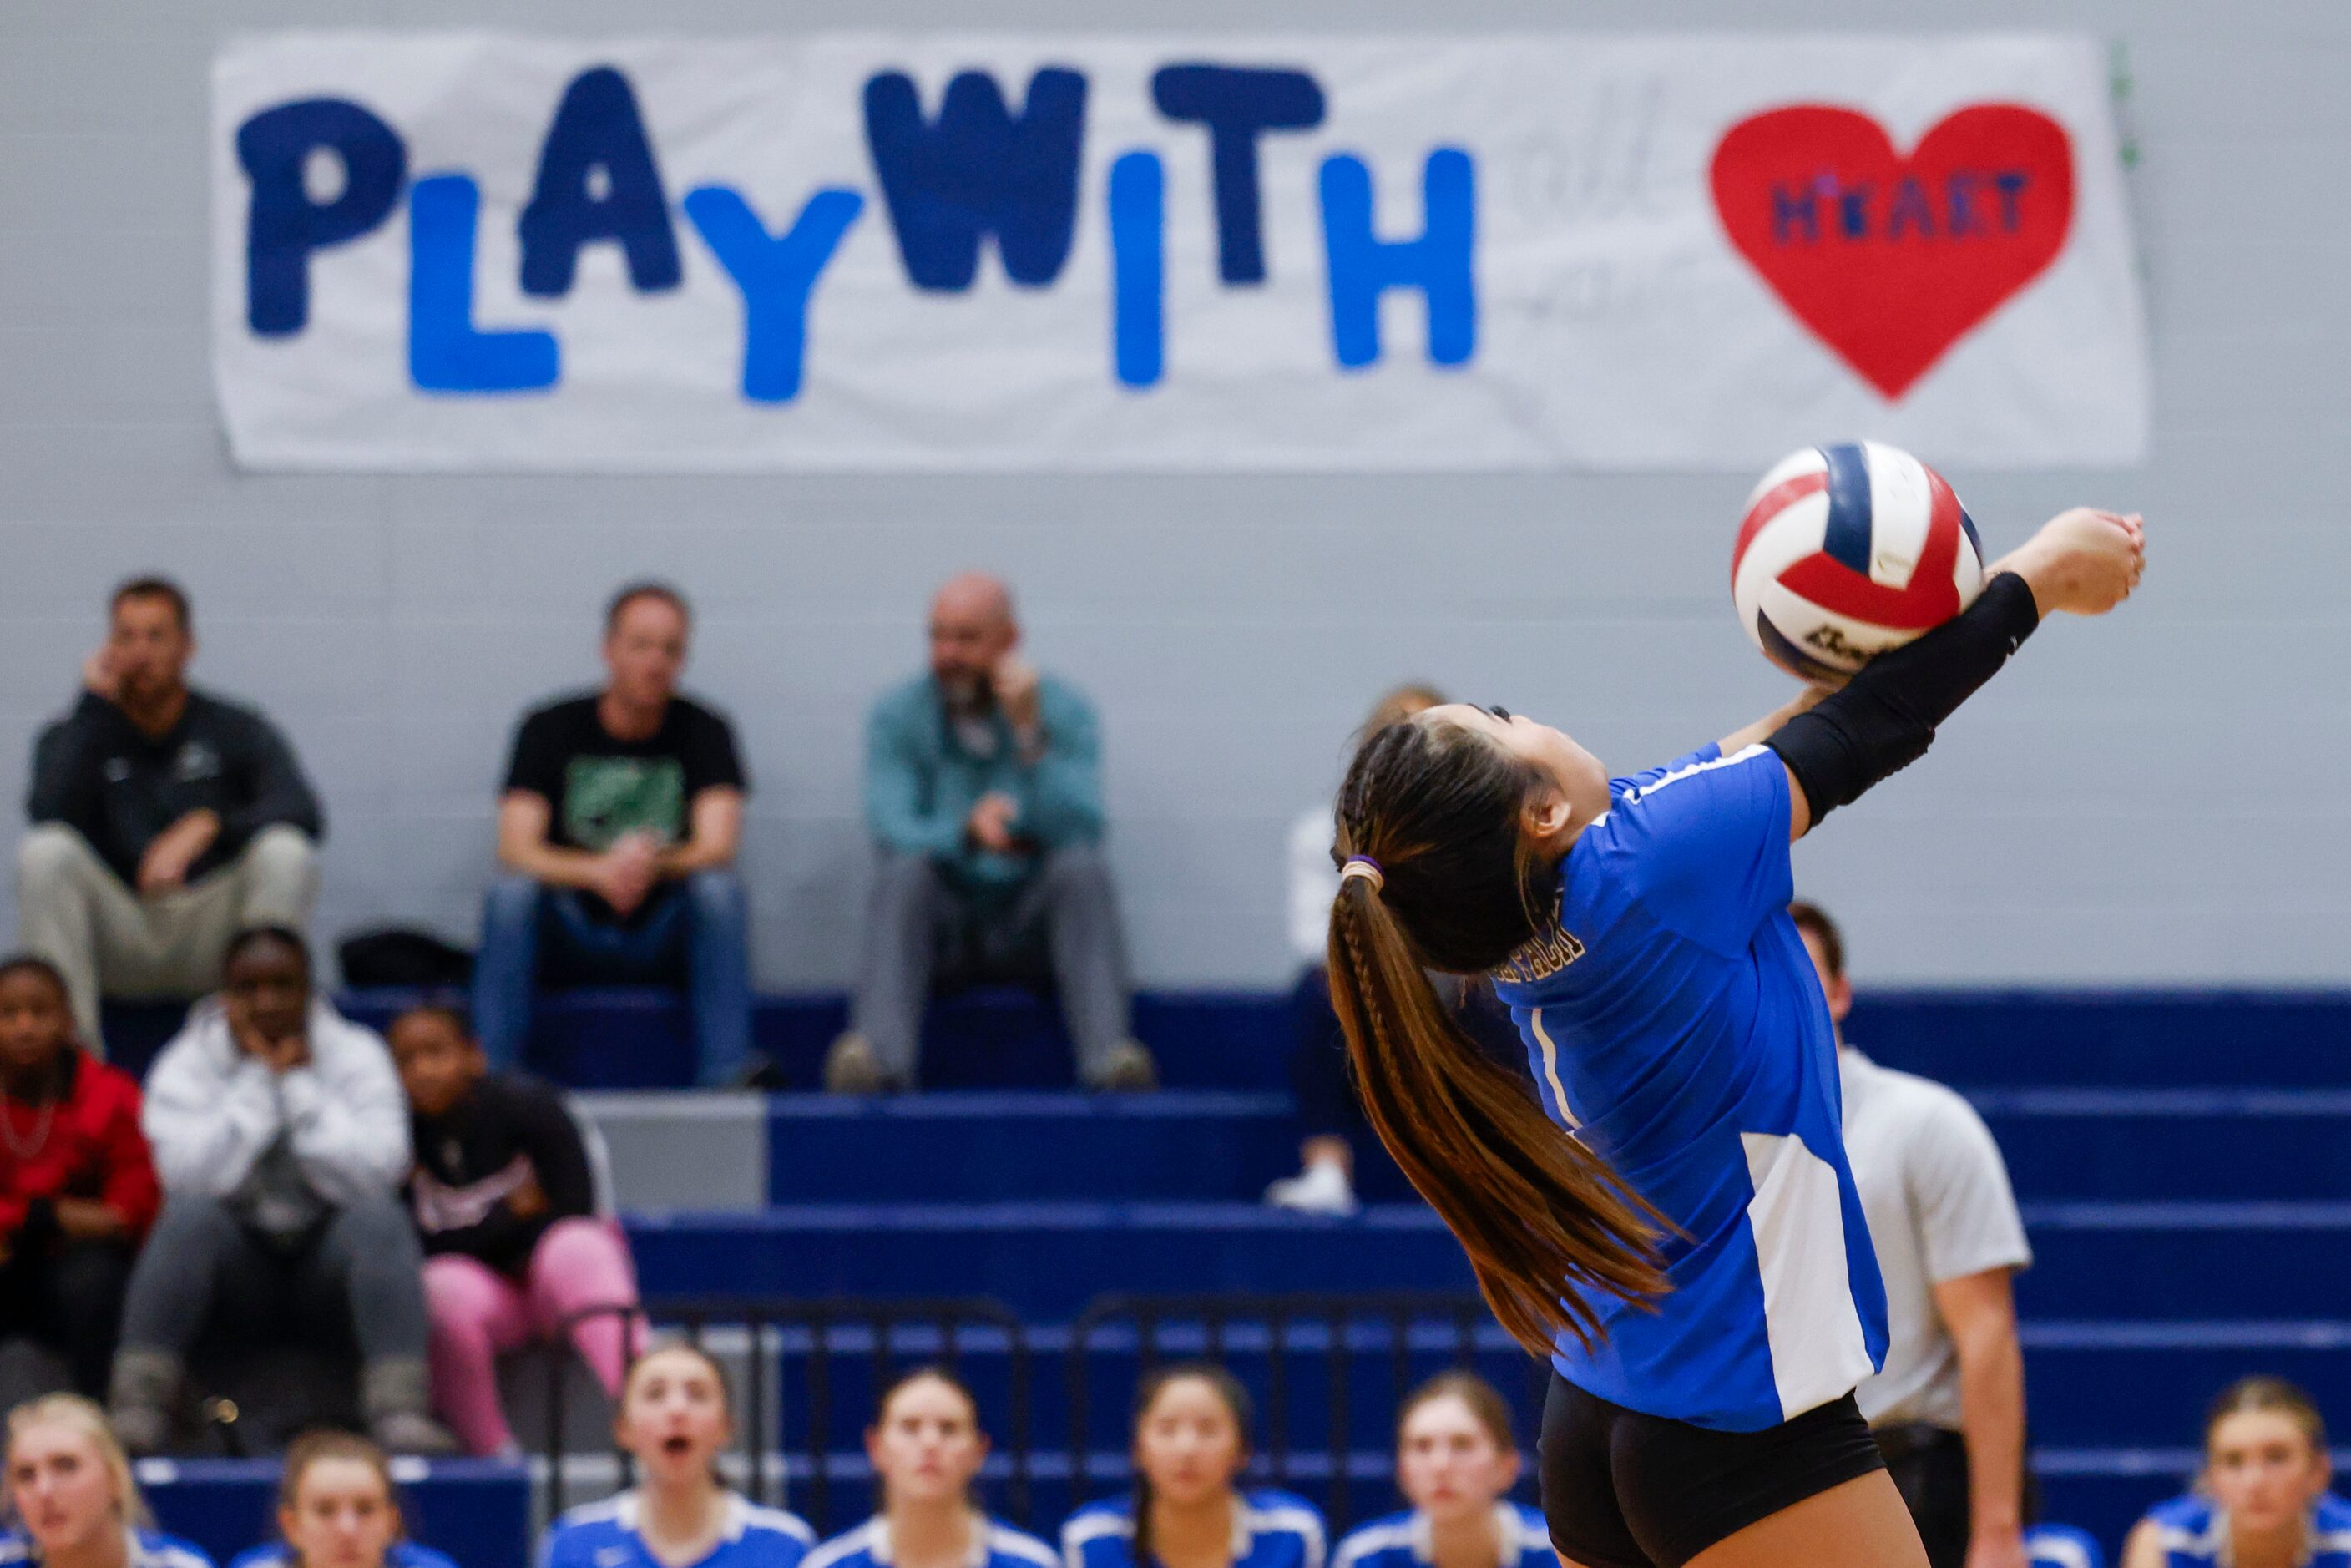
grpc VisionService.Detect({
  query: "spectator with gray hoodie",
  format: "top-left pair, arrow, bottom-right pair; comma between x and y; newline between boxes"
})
106,927 -> 451,1456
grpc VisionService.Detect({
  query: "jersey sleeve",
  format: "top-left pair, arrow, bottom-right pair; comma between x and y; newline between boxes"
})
150,1535 -> 220,1568
1059,1511 -> 1130,1568
1602,745 -> 1793,955
503,708 -> 563,799
1610,743 -> 1723,799
687,707 -> 748,797
537,1522 -> 590,1568
1911,1089 -> 2034,1283
1297,1517 -> 1327,1568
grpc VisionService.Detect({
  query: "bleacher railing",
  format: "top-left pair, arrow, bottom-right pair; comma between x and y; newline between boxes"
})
543,1292 -> 1521,1535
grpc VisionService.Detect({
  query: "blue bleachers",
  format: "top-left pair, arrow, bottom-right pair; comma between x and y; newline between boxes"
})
629,1203 -> 1474,1315
1850,991 -> 2351,1088
124,984 -> 2351,1095
1978,1090 -> 2351,1201
624,1199 -> 2351,1340
329,985 -> 1292,1092
762,1091 -> 1296,1203
109,981 -> 2351,1558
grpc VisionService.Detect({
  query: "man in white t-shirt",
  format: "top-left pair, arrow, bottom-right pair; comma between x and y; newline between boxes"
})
1792,901 -> 2035,1568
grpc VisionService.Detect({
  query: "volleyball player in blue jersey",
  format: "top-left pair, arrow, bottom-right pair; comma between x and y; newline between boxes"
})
801,1368 -> 1054,1568
541,1343 -> 814,1568
3,1397 -> 211,1568
1332,1374 -> 1548,1568
1061,1366 -> 1322,1568
2121,1378 -> 2349,1568
229,1433 -> 456,1568
1323,507 -> 2144,1568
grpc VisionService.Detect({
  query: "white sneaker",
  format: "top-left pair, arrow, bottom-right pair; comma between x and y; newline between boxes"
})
1266,1159 -> 1358,1216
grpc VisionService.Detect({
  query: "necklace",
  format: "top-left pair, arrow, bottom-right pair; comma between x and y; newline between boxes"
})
0,1094 -> 57,1161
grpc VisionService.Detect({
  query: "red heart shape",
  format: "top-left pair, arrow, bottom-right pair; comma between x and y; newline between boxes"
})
1711,104 -> 2075,399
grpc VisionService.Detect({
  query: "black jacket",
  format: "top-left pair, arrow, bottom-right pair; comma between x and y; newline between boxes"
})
26,688 -> 324,884
406,1073 -> 598,1276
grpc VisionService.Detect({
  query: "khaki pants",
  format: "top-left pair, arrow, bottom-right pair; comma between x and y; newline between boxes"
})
15,822 -> 319,1050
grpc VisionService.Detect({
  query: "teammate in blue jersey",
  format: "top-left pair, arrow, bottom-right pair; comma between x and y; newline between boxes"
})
3,1395 -> 213,1568
541,1343 -> 814,1568
1332,1374 -> 1548,1568
2121,1378 -> 2348,1568
229,1432 -> 457,1568
1322,507 -> 2145,1568
801,1367 -> 1054,1568
1061,1365 -> 1322,1568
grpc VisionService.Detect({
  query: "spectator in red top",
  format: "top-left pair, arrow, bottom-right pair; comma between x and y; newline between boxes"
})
0,954 -> 159,1397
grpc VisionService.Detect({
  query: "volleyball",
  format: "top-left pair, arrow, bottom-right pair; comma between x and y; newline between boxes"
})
1731,441 -> 1987,685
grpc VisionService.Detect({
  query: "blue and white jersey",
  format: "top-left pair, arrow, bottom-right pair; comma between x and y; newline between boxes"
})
1330,1504 -> 1549,1568
1061,1490 -> 1324,1568
541,1491 -> 816,1568
2023,1523 -> 2105,1568
804,1516 -> 1055,1568
232,1544 -> 459,1568
2137,1492 -> 2351,1566
1489,741 -> 1888,1432
0,1528 -> 214,1568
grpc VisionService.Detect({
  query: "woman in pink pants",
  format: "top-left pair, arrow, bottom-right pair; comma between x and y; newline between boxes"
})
391,1003 -> 645,1456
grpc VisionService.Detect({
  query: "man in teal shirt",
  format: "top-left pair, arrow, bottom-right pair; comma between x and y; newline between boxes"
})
827,574 -> 1155,1093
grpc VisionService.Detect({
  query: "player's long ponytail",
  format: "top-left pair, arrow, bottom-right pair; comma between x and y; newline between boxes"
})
1328,717 -> 1667,1357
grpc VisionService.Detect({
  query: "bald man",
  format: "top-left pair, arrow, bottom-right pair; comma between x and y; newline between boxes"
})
830,574 -> 1155,1093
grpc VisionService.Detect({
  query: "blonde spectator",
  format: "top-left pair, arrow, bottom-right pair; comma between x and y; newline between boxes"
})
2120,1378 -> 2348,1568
2,1394 -> 211,1568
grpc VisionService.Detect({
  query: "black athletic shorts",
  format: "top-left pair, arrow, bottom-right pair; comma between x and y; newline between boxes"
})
1539,1373 -> 1886,1568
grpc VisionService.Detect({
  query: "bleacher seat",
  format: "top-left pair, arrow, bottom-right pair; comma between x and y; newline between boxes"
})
335,984 -> 1292,1091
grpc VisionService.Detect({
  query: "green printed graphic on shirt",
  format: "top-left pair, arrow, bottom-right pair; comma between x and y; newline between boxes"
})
562,756 -> 686,850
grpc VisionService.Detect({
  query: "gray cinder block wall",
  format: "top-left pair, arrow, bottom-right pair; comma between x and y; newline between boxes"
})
0,0 -> 2343,988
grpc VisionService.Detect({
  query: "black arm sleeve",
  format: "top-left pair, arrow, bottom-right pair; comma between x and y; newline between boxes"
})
25,695 -> 111,826
219,710 -> 325,847
1764,572 -> 2041,824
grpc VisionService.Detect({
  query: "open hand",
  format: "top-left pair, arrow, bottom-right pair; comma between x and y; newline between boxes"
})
82,646 -> 122,703
992,655 -> 1042,736
235,1019 -> 309,1073
137,810 -> 220,896
55,1197 -> 128,1241
1995,508 -> 2146,618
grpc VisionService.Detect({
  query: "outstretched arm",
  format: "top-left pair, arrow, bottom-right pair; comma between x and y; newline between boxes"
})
1719,686 -> 1829,758
1771,508 -> 2146,840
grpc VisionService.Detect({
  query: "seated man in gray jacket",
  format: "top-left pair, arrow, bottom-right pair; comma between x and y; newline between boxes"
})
107,926 -> 452,1455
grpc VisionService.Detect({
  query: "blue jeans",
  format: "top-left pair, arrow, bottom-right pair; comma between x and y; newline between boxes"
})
473,872 -> 752,1086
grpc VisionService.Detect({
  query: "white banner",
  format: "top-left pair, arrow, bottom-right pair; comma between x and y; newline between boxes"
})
211,33 -> 2149,471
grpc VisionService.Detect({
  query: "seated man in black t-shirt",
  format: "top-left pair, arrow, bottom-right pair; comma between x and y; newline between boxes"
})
474,583 -> 756,1086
